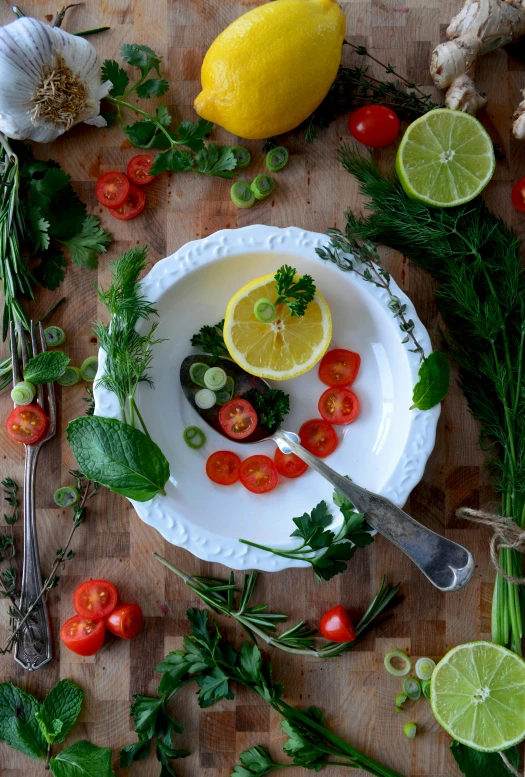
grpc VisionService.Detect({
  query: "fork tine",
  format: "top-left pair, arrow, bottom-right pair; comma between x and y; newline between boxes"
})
9,322 -> 21,387
39,323 -> 56,434
18,322 -> 29,371
29,322 -> 45,409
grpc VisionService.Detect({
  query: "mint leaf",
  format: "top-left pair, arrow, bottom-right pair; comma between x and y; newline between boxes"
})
101,59 -> 129,96
0,682 -> 46,760
124,119 -> 173,149
410,350 -> 449,410
450,741 -> 519,777
35,679 -> 83,745
49,740 -> 114,777
34,246 -> 67,291
194,144 -> 237,178
24,351 -> 70,384
66,416 -> 170,501
121,43 -> 161,78
58,215 -> 111,269
150,148 -> 194,175
136,78 -> 169,98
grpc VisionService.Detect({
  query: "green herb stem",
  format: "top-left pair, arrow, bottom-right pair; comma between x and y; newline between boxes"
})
106,96 -> 175,146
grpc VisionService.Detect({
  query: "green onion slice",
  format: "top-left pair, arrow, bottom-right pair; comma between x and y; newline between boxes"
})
384,650 -> 411,676
44,325 -> 66,347
251,174 -> 275,200
421,680 -> 431,700
215,376 -> 235,406
11,380 -> 36,405
254,297 -> 276,323
232,146 -> 251,168
54,486 -> 81,507
80,356 -> 98,382
231,181 -> 255,208
189,362 -> 209,388
265,146 -> 289,172
183,426 -> 206,450
415,657 -> 436,681
395,693 -> 407,710
404,723 -> 417,739
57,366 -> 82,386
403,677 -> 421,701
204,367 -> 227,390
195,388 -> 216,409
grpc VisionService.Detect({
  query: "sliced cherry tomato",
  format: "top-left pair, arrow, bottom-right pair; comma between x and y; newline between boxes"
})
126,154 -> 155,186
348,105 -> 400,148
105,604 -> 143,639
60,615 -> 105,656
6,404 -> 47,445
512,177 -> 525,212
318,387 -> 360,425
73,579 -> 118,620
108,184 -> 146,220
206,450 -> 241,486
219,398 -> 258,440
319,605 -> 356,643
274,448 -> 308,479
94,171 -> 130,208
299,419 -> 338,458
239,455 -> 279,494
318,349 -> 361,387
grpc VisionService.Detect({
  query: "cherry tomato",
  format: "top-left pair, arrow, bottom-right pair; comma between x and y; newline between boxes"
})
6,404 -> 47,445
318,387 -> 360,425
319,605 -> 356,643
94,171 -> 130,208
206,450 -> 241,486
512,177 -> 525,212
73,579 -> 118,620
219,398 -> 258,440
299,419 -> 338,458
318,349 -> 361,387
239,455 -> 279,494
105,604 -> 143,639
126,154 -> 155,186
108,184 -> 146,220
60,615 -> 105,656
274,448 -> 308,479
348,105 -> 400,148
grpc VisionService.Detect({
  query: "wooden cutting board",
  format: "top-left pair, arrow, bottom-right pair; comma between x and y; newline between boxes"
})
0,0 -> 522,774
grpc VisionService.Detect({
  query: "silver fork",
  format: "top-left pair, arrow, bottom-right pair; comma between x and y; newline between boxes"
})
9,321 -> 56,670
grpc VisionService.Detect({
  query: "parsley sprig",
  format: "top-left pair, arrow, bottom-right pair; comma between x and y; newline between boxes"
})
274,265 -> 316,317
243,388 -> 290,430
190,319 -> 229,361
102,44 -> 240,178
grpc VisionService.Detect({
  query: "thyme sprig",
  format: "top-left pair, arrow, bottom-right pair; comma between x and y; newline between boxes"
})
2,477 -> 19,525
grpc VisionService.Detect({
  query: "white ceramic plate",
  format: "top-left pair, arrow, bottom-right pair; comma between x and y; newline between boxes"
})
94,225 -> 439,572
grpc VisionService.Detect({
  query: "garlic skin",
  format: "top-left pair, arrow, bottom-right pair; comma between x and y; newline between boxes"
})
0,17 -> 112,143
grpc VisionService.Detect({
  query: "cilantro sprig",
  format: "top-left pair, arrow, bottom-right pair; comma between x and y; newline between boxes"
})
102,44 -> 241,178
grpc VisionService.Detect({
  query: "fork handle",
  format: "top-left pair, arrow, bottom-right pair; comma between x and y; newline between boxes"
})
14,445 -> 52,671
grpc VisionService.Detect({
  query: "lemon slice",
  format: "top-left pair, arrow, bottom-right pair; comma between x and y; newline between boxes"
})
223,272 -> 332,380
396,109 -> 495,208
430,641 -> 525,752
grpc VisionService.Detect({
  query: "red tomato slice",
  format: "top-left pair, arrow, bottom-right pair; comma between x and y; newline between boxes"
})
318,349 -> 361,387
219,398 -> 258,440
299,419 -> 338,458
73,579 -> 118,620
348,105 -> 400,148
126,154 -> 155,186
206,450 -> 241,486
94,171 -> 130,208
108,184 -> 146,220
239,455 -> 279,494
60,615 -> 105,656
319,605 -> 356,643
6,404 -> 47,445
512,177 -> 525,212
274,448 -> 308,479
318,387 -> 360,425
105,604 -> 143,639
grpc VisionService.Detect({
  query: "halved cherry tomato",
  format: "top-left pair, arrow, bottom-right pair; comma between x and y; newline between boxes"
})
319,605 -> 356,643
274,448 -> 308,479
348,105 -> 400,148
239,455 -> 279,494
126,154 -> 155,186
318,349 -> 361,387
60,615 -> 105,656
108,184 -> 146,220
94,171 -> 130,208
6,404 -> 47,445
105,604 -> 143,639
512,177 -> 525,212
299,419 -> 338,458
318,387 -> 360,425
206,450 -> 241,486
219,398 -> 258,440
73,579 -> 118,620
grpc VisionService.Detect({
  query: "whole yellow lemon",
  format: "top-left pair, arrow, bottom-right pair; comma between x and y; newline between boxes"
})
194,0 -> 346,140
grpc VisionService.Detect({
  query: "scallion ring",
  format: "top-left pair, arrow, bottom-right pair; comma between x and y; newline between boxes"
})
231,181 -> 255,209
265,146 -> 289,172
404,723 -> 417,739
215,376 -> 235,406
195,388 -> 216,410
403,678 -> 421,701
80,356 -> 98,382
232,146 -> 251,168
189,362 -> 209,388
54,486 -> 81,507
11,381 -> 36,405
384,650 -> 411,676
395,693 -> 407,711
421,680 -> 431,700
183,426 -> 206,450
57,366 -> 82,387
251,174 -> 275,200
415,657 -> 436,681
254,298 -> 276,323
44,325 -> 66,347
204,367 -> 227,391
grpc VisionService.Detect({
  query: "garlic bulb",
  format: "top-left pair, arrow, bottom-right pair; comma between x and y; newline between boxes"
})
0,17 -> 112,143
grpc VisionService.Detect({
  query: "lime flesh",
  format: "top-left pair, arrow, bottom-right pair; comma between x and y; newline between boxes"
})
396,109 -> 495,208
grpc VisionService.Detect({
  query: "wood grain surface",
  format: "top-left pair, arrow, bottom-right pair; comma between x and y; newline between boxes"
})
0,0 -> 522,775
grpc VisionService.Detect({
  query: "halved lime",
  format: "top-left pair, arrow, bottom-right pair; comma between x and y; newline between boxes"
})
396,109 -> 495,207
430,641 -> 525,752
